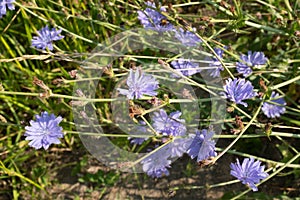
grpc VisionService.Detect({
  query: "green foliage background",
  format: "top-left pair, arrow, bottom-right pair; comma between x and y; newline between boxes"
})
0,0 -> 299,199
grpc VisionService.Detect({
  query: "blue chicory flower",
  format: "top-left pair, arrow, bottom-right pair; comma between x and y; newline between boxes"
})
206,48 -> 225,78
151,109 -> 187,137
236,51 -> 267,77
162,134 -> 195,159
230,157 -> 269,191
187,129 -> 217,162
117,68 -> 159,99
174,27 -> 202,47
262,91 -> 286,118
0,0 -> 15,18
137,1 -> 174,32
31,25 -> 64,51
24,111 -> 64,150
223,78 -> 257,107
141,136 -> 191,178
170,58 -> 200,77
141,148 -> 171,178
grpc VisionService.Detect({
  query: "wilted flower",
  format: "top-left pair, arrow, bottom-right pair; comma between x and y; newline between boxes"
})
230,157 -> 269,191
262,91 -> 286,118
223,78 -> 257,107
24,111 -> 64,150
187,129 -> 217,162
151,109 -> 187,136
137,1 -> 173,31
170,58 -> 200,77
31,25 -> 64,51
236,51 -> 267,77
0,0 -> 15,18
206,48 -> 225,78
117,68 -> 159,99
174,28 -> 202,47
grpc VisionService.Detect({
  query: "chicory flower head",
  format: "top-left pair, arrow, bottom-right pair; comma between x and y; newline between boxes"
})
137,1 -> 173,32
187,129 -> 217,162
236,51 -> 267,77
174,27 -> 202,47
262,91 -> 286,118
0,0 -> 15,18
223,78 -> 257,107
31,25 -> 64,51
24,111 -> 64,150
164,135 -> 195,158
142,148 -> 171,178
151,109 -> 187,137
170,58 -> 200,77
230,157 -> 269,191
117,68 -> 159,99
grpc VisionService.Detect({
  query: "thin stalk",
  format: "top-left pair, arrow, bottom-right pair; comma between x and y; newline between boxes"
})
269,75 -> 300,90
213,99 -> 264,163
217,148 -> 300,168
171,179 -> 240,191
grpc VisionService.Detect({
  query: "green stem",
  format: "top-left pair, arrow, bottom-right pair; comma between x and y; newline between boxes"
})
217,148 -> 300,168
231,104 -> 253,120
140,115 -> 158,135
194,33 -> 235,79
287,59 -> 300,63
0,160 -> 45,191
213,100 -> 264,163
171,179 -> 240,191
284,0 -> 293,13
245,21 -> 288,35
0,91 -> 219,104
269,75 -> 300,90
214,131 -> 300,139
65,130 -> 152,138
0,91 -> 116,102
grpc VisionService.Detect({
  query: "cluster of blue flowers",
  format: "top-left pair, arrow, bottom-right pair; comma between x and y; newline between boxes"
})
223,50 -> 285,119
222,76 -> 286,118
131,1 -> 277,190
117,68 -> 268,191
117,68 -> 217,178
137,1 -> 286,118
137,1 -> 204,78
18,0 -> 293,192
136,2 -> 285,122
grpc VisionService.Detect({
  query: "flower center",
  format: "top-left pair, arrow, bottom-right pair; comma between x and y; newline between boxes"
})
42,128 -> 50,135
